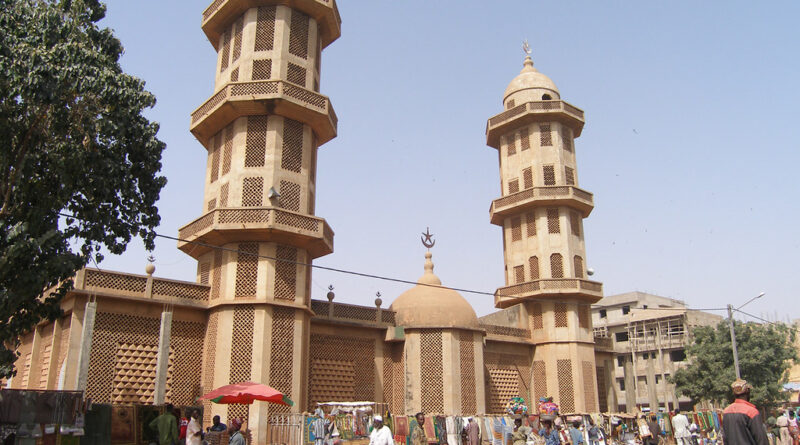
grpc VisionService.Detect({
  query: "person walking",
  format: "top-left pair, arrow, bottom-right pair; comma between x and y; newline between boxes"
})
777,411 -> 792,445
721,379 -> 769,445
369,415 -> 394,445
185,409 -> 202,445
539,420 -> 561,445
568,421 -> 584,445
673,410 -> 692,445
587,418 -> 601,445
148,404 -> 179,445
647,415 -> 661,445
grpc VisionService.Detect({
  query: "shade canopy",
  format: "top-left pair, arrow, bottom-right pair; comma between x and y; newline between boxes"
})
198,381 -> 294,406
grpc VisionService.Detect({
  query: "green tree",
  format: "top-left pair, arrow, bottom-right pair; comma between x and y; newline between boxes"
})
672,320 -> 797,408
0,0 -> 166,378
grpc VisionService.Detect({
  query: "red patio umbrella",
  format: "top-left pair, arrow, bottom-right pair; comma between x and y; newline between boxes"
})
198,381 -> 294,406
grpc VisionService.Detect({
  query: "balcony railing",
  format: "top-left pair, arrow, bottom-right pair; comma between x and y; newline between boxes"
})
486,100 -> 585,148
495,278 -> 603,307
79,268 -> 209,305
490,186 -> 594,223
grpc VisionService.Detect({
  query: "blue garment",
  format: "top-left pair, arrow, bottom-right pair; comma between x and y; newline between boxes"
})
539,429 -> 560,445
569,428 -> 584,445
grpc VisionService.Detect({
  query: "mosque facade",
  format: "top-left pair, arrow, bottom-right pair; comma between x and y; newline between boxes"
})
6,0 -> 616,442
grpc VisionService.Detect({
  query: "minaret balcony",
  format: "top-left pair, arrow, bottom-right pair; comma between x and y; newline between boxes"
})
490,186 -> 594,225
202,0 -> 341,50
494,278 -> 604,308
190,80 -> 337,147
177,207 -> 334,259
486,100 -> 585,149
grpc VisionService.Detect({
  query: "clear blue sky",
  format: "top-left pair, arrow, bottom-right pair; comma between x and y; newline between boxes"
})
97,1 -> 800,322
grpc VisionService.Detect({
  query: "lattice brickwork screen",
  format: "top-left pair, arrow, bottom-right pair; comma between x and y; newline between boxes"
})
485,352 -> 530,414
207,199 -> 217,211
235,243 -> 259,298
308,334 -> 376,407
522,168 -> 533,189
231,67 -> 239,82
526,212 -> 536,237
506,100 -> 515,109
232,17 -> 243,62
529,256 -> 540,280
245,116 -> 267,167
270,307 -> 295,414
578,304 -> 589,329
219,183 -> 229,208
557,359 -> 575,412
508,179 -> 519,194
382,343 -> 404,415
506,135 -> 516,155
279,180 -> 301,211
222,124 -> 233,175
274,246 -> 297,301
282,119 -> 304,173
420,330 -> 444,413
287,63 -> 307,87
87,312 -> 160,403
582,360 -> 596,411
255,6 -> 276,51
252,59 -> 272,81
564,166 -> 575,186
547,209 -> 560,234
570,212 -> 581,236
543,165 -> 556,185
574,256 -> 584,279
228,306 -> 254,422
563,127 -> 573,153
531,302 -> 543,330
112,343 -> 167,404
169,321 -> 205,406
209,135 -> 221,183
520,128 -> 530,151
596,366 -> 608,412
220,31 -> 231,72
242,177 -> 264,207
540,124 -> 552,146
211,249 -> 223,300
550,254 -> 564,279
514,265 -> 524,284
12,331 -> 33,389
199,262 -> 210,285
554,302 -> 568,327
459,332 -> 476,414
510,217 -> 522,242
533,360 -> 547,402
202,311 -> 219,425
289,10 -> 309,59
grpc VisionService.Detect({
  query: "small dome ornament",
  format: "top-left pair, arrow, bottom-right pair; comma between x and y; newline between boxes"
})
145,254 -> 155,276
326,285 -> 335,301
374,291 -> 382,308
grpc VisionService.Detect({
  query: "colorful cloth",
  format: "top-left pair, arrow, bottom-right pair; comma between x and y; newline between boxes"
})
424,417 -> 437,443
396,417 -> 410,436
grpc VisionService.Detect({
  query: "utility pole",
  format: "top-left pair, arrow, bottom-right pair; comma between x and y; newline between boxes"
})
728,304 -> 740,379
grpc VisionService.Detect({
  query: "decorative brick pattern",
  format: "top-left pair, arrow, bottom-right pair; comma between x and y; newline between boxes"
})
570,211 -> 581,236
289,9 -> 309,59
232,17 -> 243,62
540,124 -> 552,146
506,134 -> 516,155
270,307 -> 295,413
279,180 -> 301,211
222,124 -> 233,175
543,165 -> 556,185
57,317 -> 71,384
86,312 -> 160,403
514,265 -> 524,284
333,304 -> 378,321
35,324 -> 54,389
459,331 -> 476,414
207,199 -> 217,211
578,303 -> 589,329
112,343 -> 166,404
170,320 -> 205,405
554,302 -> 567,327
220,31 -> 231,72
308,334 -> 375,407
252,59 -> 272,81
533,360 -> 547,402
12,331 -> 33,389
242,177 -> 264,207
563,127 -> 573,153
152,279 -> 209,302
255,6 -> 276,52
383,343 -> 404,415
529,256 -> 539,280
210,134 -> 221,183
245,116 -> 267,167
520,128 -> 530,151
228,306 -> 254,422
547,208 -> 560,234
510,217 -> 522,242
574,256 -> 584,279
557,359 -> 575,412
85,270 -> 147,293
219,183 -> 229,207
420,330 -> 444,413
274,246 -> 297,301
530,302 -> 544,331
234,243 -> 259,298
485,352 -> 530,414
522,168 -> 533,189
282,118 -> 304,173
211,249 -> 223,300
596,366 -> 608,412
564,166 -> 575,186
202,311 -> 219,425
508,179 -> 519,194
287,63 -> 307,87
230,67 -> 239,82
582,361 -> 596,411
525,212 -> 536,237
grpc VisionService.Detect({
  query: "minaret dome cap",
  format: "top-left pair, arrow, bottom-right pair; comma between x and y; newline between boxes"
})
503,55 -> 560,105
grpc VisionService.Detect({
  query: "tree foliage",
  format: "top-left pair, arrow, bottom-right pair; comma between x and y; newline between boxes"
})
672,320 -> 797,408
0,0 -> 166,377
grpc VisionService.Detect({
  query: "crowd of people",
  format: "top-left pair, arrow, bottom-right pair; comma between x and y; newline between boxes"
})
147,404 -> 245,445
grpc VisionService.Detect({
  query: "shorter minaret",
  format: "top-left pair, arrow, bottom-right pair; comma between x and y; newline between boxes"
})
485,47 -> 604,412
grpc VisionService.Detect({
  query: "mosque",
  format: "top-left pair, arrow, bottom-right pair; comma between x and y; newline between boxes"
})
7,0 -> 617,442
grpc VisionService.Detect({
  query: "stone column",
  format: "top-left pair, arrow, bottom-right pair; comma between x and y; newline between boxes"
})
153,304 -> 173,404
75,297 -> 97,391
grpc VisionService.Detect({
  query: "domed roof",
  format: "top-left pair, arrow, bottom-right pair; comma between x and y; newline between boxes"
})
390,252 -> 479,330
503,56 -> 559,102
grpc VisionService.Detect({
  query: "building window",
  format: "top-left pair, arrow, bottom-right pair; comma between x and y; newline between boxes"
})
525,212 -> 536,237
615,331 -> 629,342
510,217 -> 522,242
506,135 -> 517,155
564,166 -> 575,185
642,352 -> 649,359
670,350 -> 686,362
622,305 -> 631,315
529,256 -> 539,280
599,309 -> 607,318
573,255 -> 583,278
508,178 -> 519,194
543,165 -> 556,185
550,253 -> 564,278
514,265 -> 525,284
540,124 -> 552,146
546,208 -> 560,233
522,167 -> 533,189
617,356 -> 624,367
618,378 -> 625,391
655,375 -> 661,384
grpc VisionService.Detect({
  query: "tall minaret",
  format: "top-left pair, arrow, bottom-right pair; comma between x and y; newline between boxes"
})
177,1 -> 340,440
486,50 -> 603,412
